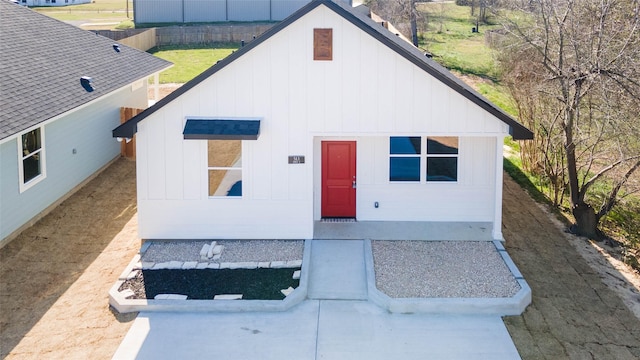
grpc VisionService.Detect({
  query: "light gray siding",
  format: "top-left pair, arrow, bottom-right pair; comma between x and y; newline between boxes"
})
135,0 -> 184,23
0,84 -> 148,241
134,0 -> 349,24
271,0 -> 308,21
184,0 -> 227,22
227,0 -> 270,21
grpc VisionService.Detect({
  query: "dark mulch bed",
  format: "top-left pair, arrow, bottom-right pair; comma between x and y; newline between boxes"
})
120,268 -> 300,300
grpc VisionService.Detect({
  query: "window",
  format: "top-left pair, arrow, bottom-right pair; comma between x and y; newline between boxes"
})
19,127 -> 46,190
389,137 -> 421,181
208,140 -> 242,197
426,137 -> 458,182
389,136 -> 458,182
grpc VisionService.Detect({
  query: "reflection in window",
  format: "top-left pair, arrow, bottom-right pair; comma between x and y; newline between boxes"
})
426,137 -> 458,182
208,140 -> 242,197
390,137 -> 421,181
22,128 -> 43,184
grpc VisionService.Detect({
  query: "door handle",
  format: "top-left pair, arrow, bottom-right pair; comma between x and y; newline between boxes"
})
352,180 -> 357,189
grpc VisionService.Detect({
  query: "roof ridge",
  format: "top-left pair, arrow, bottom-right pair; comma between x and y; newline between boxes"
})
112,0 -> 532,140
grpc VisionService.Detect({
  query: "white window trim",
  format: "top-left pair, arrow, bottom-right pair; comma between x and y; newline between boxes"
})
17,126 -> 46,193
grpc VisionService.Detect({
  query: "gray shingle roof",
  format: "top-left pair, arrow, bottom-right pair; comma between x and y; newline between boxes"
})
113,0 -> 532,140
0,0 -> 172,141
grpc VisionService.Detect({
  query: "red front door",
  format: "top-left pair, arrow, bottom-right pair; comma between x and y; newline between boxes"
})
321,141 -> 356,218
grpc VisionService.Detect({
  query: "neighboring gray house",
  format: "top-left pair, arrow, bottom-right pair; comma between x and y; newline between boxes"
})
0,1 -> 171,246
133,0 -> 351,25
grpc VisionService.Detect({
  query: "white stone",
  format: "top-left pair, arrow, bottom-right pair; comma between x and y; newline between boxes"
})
228,262 -> 258,269
206,241 -> 218,258
196,262 -> 209,269
126,270 -> 139,280
182,261 -> 198,270
154,294 -> 188,300
258,262 -> 271,268
119,289 -> 136,299
212,254 -> 222,260
141,262 -> 155,270
292,270 -> 301,280
211,245 -> 224,255
270,261 -> 287,268
280,287 -> 295,297
286,260 -> 303,268
199,244 -> 210,257
219,262 -> 232,269
214,294 -> 243,300
167,261 -> 184,270
206,263 -> 220,269
152,262 -> 170,270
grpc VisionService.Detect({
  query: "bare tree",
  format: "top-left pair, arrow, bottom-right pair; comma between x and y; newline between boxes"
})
498,0 -> 640,238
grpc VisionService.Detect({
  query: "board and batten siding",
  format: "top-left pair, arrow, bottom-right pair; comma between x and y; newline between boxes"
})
0,82 -> 148,241
134,0 -> 310,24
135,5 -> 509,239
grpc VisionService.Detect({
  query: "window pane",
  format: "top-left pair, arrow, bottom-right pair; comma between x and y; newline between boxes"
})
22,129 -> 41,157
23,155 -> 41,183
208,140 -> 241,168
427,137 -> 458,154
427,157 -> 457,182
209,170 -> 242,196
390,137 -> 421,154
390,157 -> 420,181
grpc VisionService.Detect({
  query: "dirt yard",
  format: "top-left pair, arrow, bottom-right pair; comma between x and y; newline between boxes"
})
1,159 -> 639,359
502,174 -> 640,359
0,159 -> 140,359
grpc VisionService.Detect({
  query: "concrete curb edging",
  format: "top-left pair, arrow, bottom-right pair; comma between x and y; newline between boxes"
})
364,239 -> 532,315
108,239 -> 311,313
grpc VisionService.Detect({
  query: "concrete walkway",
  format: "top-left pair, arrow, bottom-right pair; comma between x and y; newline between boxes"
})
114,301 -> 521,360
307,240 -> 367,300
114,238 -> 522,359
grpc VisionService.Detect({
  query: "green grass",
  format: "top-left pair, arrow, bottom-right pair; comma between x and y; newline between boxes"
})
148,44 -> 240,84
33,0 -> 130,12
33,0 -> 132,29
419,3 -> 502,80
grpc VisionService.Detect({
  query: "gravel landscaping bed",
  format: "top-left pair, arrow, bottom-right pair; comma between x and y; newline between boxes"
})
372,241 -> 521,298
119,240 -> 304,300
141,239 -> 304,263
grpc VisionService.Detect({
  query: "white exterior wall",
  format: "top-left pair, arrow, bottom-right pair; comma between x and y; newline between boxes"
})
135,5 -> 509,240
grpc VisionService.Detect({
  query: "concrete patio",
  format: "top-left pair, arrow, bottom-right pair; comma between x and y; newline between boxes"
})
112,238 -> 529,359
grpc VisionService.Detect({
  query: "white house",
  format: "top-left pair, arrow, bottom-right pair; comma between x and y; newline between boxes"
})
0,1 -> 171,246
113,0 -> 532,241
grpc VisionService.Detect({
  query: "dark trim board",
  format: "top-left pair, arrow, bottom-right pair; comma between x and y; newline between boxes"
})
112,0 -> 533,140
183,119 -> 261,140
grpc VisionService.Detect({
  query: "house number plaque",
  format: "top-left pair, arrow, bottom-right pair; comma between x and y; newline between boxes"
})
288,155 -> 305,164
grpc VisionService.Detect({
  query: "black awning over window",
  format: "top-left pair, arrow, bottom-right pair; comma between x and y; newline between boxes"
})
183,119 -> 261,140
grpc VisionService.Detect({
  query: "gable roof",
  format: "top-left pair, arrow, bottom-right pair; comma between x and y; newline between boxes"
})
0,0 -> 172,141
113,0 -> 533,140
